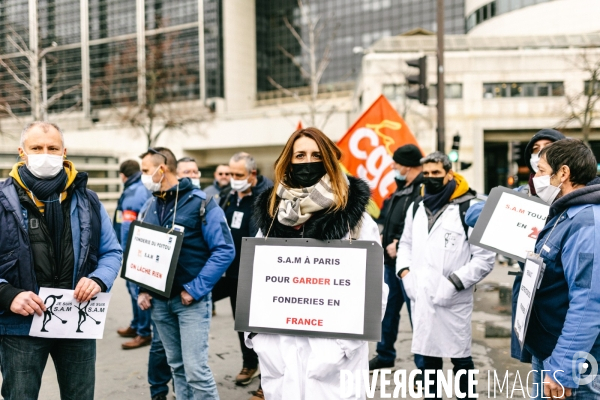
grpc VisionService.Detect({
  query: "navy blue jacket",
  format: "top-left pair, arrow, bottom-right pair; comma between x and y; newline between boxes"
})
140,178 -> 235,301
114,172 -> 151,246
0,176 -> 123,335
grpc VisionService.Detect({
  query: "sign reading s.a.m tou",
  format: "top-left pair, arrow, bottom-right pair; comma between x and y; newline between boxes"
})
234,238 -> 383,341
469,186 -> 549,262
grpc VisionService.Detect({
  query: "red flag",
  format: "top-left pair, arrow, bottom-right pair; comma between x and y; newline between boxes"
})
337,95 -> 422,210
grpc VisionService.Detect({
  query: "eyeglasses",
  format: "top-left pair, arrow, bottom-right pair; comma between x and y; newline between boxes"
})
148,148 -> 168,164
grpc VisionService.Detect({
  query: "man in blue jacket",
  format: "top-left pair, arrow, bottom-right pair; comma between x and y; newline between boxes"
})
137,147 -> 235,399
464,128 -> 565,367
525,139 -> 600,399
114,160 -> 153,349
0,122 -> 122,400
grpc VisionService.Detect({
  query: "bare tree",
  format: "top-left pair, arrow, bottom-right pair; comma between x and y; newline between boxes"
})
95,33 -> 213,148
560,51 -> 600,145
0,27 -> 81,125
267,0 -> 340,129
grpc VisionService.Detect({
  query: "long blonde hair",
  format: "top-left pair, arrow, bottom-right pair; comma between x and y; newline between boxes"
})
268,127 -> 349,217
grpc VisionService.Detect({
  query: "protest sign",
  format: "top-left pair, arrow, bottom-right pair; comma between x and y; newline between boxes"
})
121,221 -> 183,297
234,238 -> 383,341
29,288 -> 112,339
469,186 -> 549,262
514,254 -> 545,349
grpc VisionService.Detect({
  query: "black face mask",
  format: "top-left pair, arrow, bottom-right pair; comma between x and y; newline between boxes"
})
423,177 -> 446,194
290,162 -> 326,187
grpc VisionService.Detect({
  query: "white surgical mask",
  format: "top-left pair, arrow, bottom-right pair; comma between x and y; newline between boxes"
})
25,152 -> 64,179
230,178 -> 251,192
530,153 -> 540,173
533,174 -> 562,204
190,178 -> 200,188
142,167 -> 163,192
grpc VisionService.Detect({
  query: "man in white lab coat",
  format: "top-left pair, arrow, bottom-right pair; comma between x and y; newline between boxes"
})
397,152 -> 495,399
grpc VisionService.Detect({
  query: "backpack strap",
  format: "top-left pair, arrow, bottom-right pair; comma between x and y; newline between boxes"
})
199,196 -> 218,224
459,200 -> 471,239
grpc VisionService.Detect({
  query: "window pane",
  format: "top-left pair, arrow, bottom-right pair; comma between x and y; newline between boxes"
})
537,85 -> 549,96
522,83 -> 535,97
551,82 -> 564,96
510,82 -> 522,97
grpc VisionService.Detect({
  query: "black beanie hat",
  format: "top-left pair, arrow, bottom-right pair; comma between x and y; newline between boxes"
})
393,144 -> 422,167
524,129 -> 565,173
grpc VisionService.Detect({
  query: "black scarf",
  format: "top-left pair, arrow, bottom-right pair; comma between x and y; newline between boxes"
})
19,166 -> 68,266
423,179 -> 456,214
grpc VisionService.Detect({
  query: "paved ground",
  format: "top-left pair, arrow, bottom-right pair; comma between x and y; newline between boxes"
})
12,261 -> 529,399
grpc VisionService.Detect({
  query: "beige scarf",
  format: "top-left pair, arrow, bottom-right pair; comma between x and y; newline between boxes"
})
277,174 -> 336,226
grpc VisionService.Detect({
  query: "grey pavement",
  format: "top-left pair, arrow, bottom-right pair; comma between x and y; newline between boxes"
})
17,261 -> 529,399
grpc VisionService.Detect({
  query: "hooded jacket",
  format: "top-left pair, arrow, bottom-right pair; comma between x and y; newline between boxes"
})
524,180 -> 600,388
0,162 -> 123,335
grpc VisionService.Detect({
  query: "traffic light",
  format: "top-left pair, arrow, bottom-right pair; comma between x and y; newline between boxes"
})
406,56 -> 428,105
448,134 -> 460,162
511,141 -> 521,162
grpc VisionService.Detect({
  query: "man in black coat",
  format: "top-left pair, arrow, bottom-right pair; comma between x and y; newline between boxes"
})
219,152 -> 273,387
370,144 -> 425,372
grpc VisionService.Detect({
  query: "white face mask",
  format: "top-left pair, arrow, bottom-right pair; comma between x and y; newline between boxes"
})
25,152 -> 64,179
142,167 -> 163,192
533,174 -> 562,204
530,153 -> 540,173
230,178 -> 251,192
190,178 -> 200,188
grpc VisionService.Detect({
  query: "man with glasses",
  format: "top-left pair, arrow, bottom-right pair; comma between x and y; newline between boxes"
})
137,147 -> 235,399
177,157 -> 201,188
203,164 -> 231,202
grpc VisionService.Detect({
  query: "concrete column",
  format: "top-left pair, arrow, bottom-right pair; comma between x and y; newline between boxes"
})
80,0 -> 90,118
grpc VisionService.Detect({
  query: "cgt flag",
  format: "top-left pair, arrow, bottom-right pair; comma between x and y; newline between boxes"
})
338,95 -> 422,211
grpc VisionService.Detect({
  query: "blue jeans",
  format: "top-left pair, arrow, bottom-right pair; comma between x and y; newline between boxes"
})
532,356 -> 600,399
0,336 -> 95,400
151,293 -> 219,400
377,263 -> 424,369
149,321 -> 173,398
127,281 -> 152,337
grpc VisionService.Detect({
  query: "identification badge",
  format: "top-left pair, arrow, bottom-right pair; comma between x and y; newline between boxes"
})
514,252 -> 545,350
231,211 -> 244,229
173,224 -> 185,233
115,210 -> 123,223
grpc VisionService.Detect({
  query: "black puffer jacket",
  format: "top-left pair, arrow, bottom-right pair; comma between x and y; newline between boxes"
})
253,176 -> 371,240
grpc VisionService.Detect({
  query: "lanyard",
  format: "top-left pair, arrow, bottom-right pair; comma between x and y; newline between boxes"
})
536,210 -> 566,257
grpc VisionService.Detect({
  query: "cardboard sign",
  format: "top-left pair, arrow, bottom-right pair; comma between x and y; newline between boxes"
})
469,187 -> 549,262
29,288 -> 112,339
234,238 -> 383,341
514,254 -> 545,349
121,221 -> 183,297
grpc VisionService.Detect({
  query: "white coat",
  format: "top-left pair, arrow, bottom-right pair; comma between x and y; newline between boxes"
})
396,199 -> 495,358
245,212 -> 388,400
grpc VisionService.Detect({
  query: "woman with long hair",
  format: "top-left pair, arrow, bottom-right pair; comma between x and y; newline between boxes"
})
246,127 -> 387,400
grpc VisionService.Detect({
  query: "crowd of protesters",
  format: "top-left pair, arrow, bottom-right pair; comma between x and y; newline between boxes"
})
1,121 -> 599,400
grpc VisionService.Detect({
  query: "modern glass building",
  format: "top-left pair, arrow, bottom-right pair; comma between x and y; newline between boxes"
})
0,0 -> 561,120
